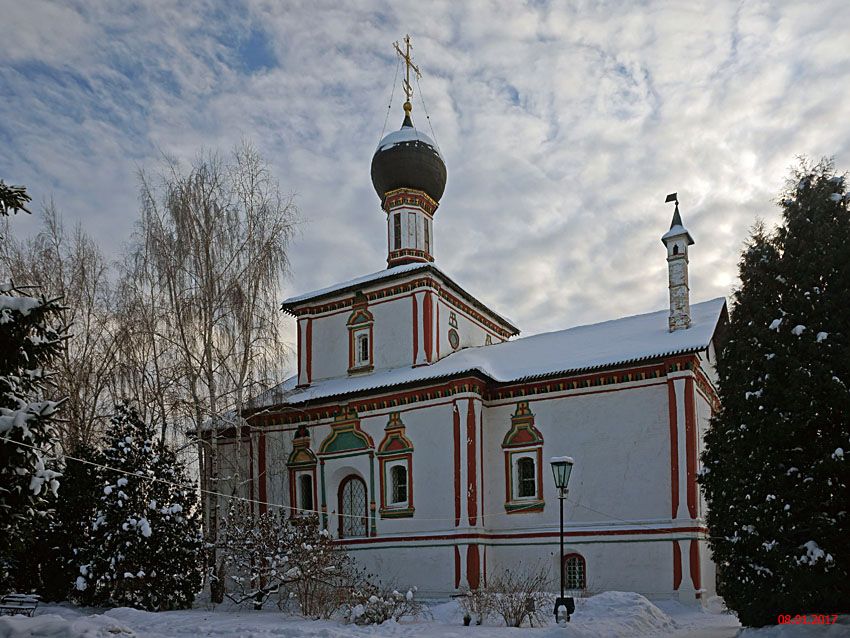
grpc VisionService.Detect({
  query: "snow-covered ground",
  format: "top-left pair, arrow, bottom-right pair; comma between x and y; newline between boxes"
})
0,592 -> 845,638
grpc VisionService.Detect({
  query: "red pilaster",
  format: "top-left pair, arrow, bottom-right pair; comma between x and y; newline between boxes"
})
667,379 -> 679,519
305,318 -> 313,384
297,319 -> 303,382
467,544 -> 480,590
423,292 -> 433,362
466,399 -> 478,526
685,377 -> 697,519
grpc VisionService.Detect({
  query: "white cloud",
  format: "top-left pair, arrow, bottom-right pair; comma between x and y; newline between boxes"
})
2,0 -> 849,362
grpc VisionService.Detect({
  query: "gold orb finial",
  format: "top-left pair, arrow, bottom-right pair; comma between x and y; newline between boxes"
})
403,101 -> 412,115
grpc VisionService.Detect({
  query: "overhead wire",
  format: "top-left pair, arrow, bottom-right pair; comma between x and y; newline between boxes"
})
2,434 -> 718,538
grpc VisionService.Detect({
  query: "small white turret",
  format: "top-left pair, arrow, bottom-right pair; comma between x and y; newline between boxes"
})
661,194 -> 694,332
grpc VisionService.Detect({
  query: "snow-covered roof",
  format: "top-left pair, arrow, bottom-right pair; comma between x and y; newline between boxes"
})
376,126 -> 442,157
281,263 -> 518,333
254,297 -> 726,409
661,224 -> 694,244
283,263 -> 427,306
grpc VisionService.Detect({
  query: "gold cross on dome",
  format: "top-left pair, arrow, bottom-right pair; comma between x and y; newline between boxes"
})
393,34 -> 421,114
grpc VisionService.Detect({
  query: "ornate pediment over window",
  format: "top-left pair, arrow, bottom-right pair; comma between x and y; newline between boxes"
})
319,407 -> 375,456
377,412 -> 414,455
287,424 -> 318,467
502,401 -> 544,448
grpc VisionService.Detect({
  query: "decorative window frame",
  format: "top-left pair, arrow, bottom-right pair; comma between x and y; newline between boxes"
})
502,401 -> 545,513
317,407 -> 378,537
377,412 -> 414,518
385,458 -> 410,507
286,425 -> 318,517
347,302 -> 374,374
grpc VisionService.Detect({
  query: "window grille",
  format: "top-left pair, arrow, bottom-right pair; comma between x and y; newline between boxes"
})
390,465 -> 407,504
565,554 -> 586,590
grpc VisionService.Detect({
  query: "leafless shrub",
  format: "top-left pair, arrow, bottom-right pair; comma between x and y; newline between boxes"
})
485,562 -> 554,628
218,509 -> 364,617
343,584 -> 425,625
457,584 -> 491,625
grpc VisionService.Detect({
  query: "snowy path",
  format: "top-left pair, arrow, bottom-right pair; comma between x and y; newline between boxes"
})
1,593 -> 845,638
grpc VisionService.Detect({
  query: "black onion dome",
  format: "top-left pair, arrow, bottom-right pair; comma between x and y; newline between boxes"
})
371,114 -> 447,203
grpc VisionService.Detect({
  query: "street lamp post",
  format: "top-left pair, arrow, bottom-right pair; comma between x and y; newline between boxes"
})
550,456 -> 575,625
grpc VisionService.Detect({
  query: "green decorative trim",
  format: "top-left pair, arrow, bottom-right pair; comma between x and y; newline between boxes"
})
504,500 -> 545,513
320,461 -> 327,529
369,454 -> 377,536
319,408 -> 374,456
380,506 -> 415,518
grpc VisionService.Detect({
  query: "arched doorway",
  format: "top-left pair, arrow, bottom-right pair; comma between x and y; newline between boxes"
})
338,475 -> 368,538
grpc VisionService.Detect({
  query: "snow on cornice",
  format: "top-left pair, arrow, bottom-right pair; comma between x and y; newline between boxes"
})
254,297 -> 727,409
281,262 -> 519,334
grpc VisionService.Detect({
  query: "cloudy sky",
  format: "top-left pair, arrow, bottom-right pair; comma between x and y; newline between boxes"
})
3,0 -> 849,351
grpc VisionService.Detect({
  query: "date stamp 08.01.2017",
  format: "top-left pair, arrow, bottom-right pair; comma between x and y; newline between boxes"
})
777,614 -> 839,625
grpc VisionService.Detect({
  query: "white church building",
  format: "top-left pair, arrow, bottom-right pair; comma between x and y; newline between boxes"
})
208,79 -> 728,604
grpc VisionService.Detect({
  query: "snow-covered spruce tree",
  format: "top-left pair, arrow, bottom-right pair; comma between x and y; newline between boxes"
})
700,159 -> 850,626
75,404 -> 203,610
0,279 -> 66,592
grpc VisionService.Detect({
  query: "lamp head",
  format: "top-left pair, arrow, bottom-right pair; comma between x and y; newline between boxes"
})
550,456 -> 575,490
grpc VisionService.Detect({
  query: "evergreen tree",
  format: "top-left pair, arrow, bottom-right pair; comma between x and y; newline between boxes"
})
700,159 -> 850,626
0,280 -> 66,591
40,443 -> 102,601
75,404 -> 203,610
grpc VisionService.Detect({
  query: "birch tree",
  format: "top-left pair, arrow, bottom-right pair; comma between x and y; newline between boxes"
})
125,142 -> 298,600
1,203 -> 117,451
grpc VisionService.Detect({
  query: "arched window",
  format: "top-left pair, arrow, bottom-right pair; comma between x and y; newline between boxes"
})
338,475 -> 368,538
673,244 -> 679,255
390,465 -> 407,504
516,457 -> 536,498
502,402 -> 544,513
564,553 -> 586,590
377,413 -> 414,518
299,474 -> 314,512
